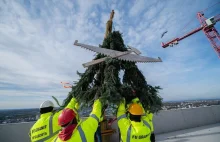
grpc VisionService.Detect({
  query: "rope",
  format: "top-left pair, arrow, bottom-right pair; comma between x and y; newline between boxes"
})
174,1 -> 220,39
181,17 -> 195,33
113,22 -> 115,31
200,1 -> 220,12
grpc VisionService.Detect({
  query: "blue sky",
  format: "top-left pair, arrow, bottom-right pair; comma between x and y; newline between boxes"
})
0,0 -> 220,109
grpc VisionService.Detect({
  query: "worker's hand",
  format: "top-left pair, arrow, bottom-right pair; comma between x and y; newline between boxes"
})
132,97 -> 140,103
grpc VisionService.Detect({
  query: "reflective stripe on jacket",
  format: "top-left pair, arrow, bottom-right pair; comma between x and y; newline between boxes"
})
52,99 -> 102,142
29,98 -> 77,142
117,99 -> 151,142
143,112 -> 154,133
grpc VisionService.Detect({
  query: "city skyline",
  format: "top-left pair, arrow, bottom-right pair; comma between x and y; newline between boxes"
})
1,99 -> 220,124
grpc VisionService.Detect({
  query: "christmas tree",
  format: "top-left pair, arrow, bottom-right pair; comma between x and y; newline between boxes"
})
61,10 -> 163,114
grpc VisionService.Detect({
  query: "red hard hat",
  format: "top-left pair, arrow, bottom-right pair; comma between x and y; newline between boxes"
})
58,108 -> 76,126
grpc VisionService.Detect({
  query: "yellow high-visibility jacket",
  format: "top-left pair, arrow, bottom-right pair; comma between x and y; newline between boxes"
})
117,99 -> 151,142
52,99 -> 102,142
128,98 -> 154,133
29,98 -> 78,142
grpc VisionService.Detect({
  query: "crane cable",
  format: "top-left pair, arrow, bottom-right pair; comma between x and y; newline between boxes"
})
175,1 -> 220,39
183,1 -> 220,31
200,1 -> 220,12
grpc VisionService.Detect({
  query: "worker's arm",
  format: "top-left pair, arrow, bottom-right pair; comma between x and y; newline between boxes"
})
65,97 -> 77,110
65,98 -> 82,123
117,98 -> 130,137
147,113 -> 153,121
145,112 -> 154,133
54,98 -> 78,115
81,99 -> 102,133
53,98 -> 78,123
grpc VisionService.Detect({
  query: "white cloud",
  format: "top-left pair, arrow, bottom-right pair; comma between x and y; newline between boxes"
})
0,0 -> 220,109
0,89 -> 69,109
129,0 -> 155,17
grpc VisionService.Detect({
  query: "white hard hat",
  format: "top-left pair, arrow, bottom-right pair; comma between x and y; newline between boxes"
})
40,100 -> 54,109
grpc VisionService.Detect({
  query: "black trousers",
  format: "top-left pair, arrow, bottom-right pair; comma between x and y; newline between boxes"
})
150,133 -> 155,142
95,124 -> 102,142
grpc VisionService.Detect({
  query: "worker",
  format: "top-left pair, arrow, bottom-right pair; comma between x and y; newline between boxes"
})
117,98 -> 152,142
52,97 -> 102,142
128,97 -> 155,142
29,98 -> 79,142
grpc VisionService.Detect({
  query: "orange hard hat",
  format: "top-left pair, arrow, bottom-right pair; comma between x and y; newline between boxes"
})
128,103 -> 143,115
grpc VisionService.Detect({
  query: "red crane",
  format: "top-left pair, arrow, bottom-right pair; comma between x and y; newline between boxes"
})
161,11 -> 220,58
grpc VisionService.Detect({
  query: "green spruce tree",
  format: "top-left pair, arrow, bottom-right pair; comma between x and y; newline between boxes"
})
62,31 -> 163,114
